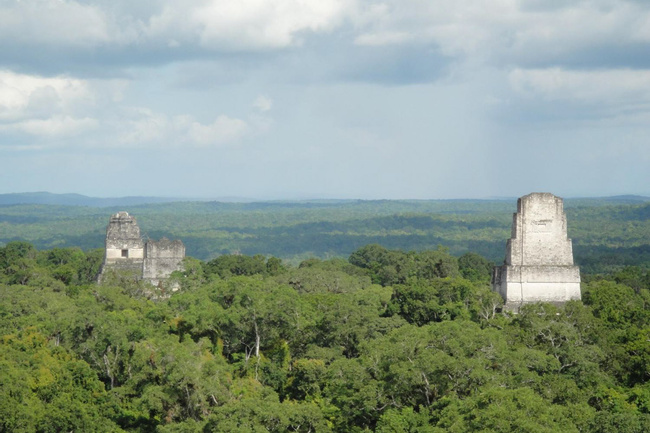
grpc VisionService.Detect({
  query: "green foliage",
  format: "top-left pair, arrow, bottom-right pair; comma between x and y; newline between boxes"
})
375,407 -> 436,433
204,254 -> 287,279
348,244 -> 459,286
0,329 -> 123,432
3,198 -> 649,274
458,251 -> 494,282
389,278 -> 480,324
0,242 -> 103,289
435,387 -> 583,432
2,240 -> 650,432
613,266 -> 650,293
583,280 -> 648,327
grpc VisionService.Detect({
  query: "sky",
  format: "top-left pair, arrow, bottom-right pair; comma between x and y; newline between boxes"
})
0,0 -> 649,200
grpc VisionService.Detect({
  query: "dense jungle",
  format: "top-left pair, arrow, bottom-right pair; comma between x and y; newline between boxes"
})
2,197 -> 650,432
1,196 -> 649,273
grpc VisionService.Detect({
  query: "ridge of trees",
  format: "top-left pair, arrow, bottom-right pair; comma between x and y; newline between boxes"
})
2,241 -> 650,432
2,200 -> 650,274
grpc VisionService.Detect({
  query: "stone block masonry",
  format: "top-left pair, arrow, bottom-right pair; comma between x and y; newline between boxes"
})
142,238 -> 186,286
98,211 -> 185,285
103,211 -> 144,276
492,193 -> 581,310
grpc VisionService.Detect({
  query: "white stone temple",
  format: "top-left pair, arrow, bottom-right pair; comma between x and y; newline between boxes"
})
98,211 -> 185,286
491,193 -> 581,310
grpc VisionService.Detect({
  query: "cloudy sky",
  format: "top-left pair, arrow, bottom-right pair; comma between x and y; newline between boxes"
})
1,0 -> 649,199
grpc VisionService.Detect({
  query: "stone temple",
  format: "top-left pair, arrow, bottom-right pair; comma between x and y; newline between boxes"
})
491,193 -> 581,310
98,211 -> 185,286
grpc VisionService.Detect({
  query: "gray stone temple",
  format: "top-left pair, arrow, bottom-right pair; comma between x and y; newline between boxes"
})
491,193 -> 581,310
98,211 -> 185,286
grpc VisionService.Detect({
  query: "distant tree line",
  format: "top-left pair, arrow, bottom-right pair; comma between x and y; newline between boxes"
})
2,201 -> 650,275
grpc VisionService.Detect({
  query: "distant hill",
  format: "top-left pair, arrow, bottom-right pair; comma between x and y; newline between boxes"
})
600,195 -> 650,202
1,193 -> 649,272
563,195 -> 650,207
0,192 -> 183,207
1,192 -> 649,208
0,192 -> 253,207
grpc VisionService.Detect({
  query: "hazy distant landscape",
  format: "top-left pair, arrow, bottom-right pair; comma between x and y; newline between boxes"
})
1,192 -> 649,273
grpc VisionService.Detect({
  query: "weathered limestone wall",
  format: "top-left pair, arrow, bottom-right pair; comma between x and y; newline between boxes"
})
492,193 -> 581,310
142,238 -> 185,285
98,211 -> 185,287
106,248 -> 144,260
505,193 -> 574,266
101,212 -> 144,277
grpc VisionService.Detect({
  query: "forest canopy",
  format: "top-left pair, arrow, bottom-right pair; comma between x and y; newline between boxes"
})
2,240 -> 650,432
1,198 -> 650,274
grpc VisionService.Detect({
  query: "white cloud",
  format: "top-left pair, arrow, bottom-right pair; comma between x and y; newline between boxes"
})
0,0 -> 112,47
252,95 -> 273,112
350,0 -> 650,67
509,68 -> 650,103
192,0 -> 347,49
187,115 -> 249,146
0,70 -> 131,139
116,109 -> 251,148
116,108 -> 168,145
0,70 -> 93,120
142,0 -> 350,50
0,0 -> 349,52
2,0 -> 649,76
502,67 -> 650,125
0,70 -> 103,137
0,68 -> 260,147
354,31 -> 412,46
3,116 -> 98,136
